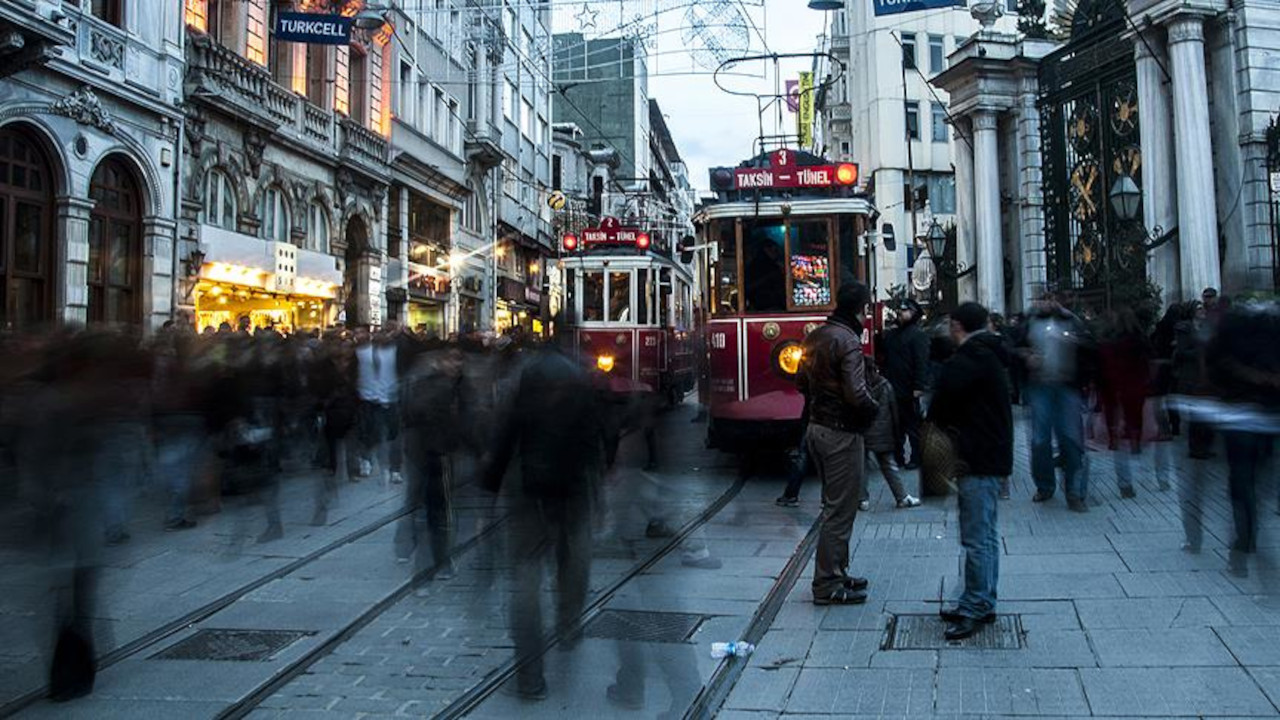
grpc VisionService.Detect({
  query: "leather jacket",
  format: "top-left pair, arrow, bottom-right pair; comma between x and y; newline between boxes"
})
798,316 -> 877,432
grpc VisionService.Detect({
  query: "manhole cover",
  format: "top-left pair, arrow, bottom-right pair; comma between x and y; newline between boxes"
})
884,614 -> 1024,650
583,610 -> 708,643
150,629 -> 313,662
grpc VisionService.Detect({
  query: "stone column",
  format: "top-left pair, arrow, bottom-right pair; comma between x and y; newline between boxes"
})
1015,73 -> 1047,307
953,119 -> 978,303
142,216 -> 177,331
1135,29 -> 1180,303
1167,15 -> 1221,299
972,109 -> 1005,313
56,196 -> 94,326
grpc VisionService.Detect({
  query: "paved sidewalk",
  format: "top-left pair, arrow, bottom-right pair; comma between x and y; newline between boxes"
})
720,416 -> 1280,719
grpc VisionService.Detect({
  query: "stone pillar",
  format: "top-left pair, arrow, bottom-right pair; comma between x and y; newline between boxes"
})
972,109 -> 1005,313
953,119 -> 978,303
56,196 -> 94,326
142,216 -> 177,331
1015,74 -> 1047,307
1136,30 -> 1180,303
1167,15 -> 1222,299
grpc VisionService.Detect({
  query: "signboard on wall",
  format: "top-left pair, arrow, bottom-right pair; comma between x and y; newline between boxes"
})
274,12 -> 353,44
797,72 -> 814,148
873,0 -> 966,17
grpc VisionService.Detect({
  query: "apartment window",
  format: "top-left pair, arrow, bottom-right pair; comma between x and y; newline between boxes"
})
901,33 -> 916,70
308,201 -> 330,253
931,102 -> 948,142
1007,0 -> 1018,11
185,0 -> 207,31
334,46 -> 350,115
434,88 -> 446,142
306,44 -> 329,107
260,186 -> 290,244
350,46 -> 368,125
204,170 -> 237,230
504,80 -> 517,120
521,100 -> 534,138
418,81 -> 430,133
552,154 -> 562,191
536,114 -> 546,146
433,0 -> 445,39
448,98 -> 461,153
929,34 -> 945,73
369,43 -> 388,134
928,173 -> 957,214
905,101 -> 920,140
399,62 -> 414,123
245,0 -> 268,65
91,0 -> 124,27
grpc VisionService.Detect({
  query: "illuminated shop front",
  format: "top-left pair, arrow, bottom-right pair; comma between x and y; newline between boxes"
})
193,262 -> 339,334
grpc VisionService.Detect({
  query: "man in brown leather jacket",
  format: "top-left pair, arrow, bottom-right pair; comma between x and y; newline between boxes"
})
798,282 -> 879,604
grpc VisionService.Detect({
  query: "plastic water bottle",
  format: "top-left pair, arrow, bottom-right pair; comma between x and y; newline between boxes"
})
710,641 -> 755,659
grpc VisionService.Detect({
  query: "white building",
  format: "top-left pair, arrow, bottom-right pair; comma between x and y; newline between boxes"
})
815,0 -> 1019,301
0,0 -> 185,330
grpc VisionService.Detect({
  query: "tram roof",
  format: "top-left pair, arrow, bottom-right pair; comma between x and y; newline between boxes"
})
694,197 -> 874,223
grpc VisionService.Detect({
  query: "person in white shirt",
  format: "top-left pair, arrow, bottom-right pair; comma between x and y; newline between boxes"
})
354,326 -> 401,483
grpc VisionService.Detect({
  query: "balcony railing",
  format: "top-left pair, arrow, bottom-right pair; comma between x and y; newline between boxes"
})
186,32 -> 297,129
338,117 -> 390,174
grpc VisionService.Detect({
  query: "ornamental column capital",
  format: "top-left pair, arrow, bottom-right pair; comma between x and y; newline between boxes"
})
1166,14 -> 1205,46
973,110 -> 999,132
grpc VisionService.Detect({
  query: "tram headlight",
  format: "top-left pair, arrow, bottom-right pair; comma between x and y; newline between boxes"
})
775,343 -> 804,376
596,354 -> 616,373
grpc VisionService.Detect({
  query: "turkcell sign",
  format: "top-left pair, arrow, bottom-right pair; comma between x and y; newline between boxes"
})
873,0 -> 965,17
274,12 -> 353,45
734,165 -> 838,190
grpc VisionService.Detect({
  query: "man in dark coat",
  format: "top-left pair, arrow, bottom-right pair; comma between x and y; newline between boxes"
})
881,299 -> 930,469
928,302 -> 1013,640
797,282 -> 878,605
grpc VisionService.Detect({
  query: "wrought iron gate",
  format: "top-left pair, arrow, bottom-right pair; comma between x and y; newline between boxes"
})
1268,115 -> 1280,290
1039,0 -> 1144,308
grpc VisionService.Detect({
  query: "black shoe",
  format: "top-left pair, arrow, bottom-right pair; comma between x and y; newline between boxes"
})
775,495 -> 799,508
939,608 -> 997,625
813,587 -> 867,605
606,684 -> 644,711
1067,498 -> 1089,513
1032,491 -> 1053,503
945,616 -> 983,641
645,519 -> 676,538
843,576 -> 869,592
164,518 -> 196,531
1120,486 -> 1137,499
516,676 -> 548,701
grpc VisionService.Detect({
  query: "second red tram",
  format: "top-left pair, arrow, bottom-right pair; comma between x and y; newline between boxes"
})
560,218 -> 697,403
698,149 -> 875,451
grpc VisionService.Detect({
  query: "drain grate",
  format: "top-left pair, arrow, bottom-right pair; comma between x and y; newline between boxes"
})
150,629 -> 313,662
583,609 -> 708,643
884,614 -> 1024,650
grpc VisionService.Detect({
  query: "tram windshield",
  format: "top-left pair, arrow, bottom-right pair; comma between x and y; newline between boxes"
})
713,217 -> 837,316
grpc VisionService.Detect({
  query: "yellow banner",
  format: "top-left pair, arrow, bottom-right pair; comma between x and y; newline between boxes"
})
797,72 -> 814,149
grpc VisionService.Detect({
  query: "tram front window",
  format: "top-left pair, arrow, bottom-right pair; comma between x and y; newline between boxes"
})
583,270 -> 604,322
790,220 -> 833,308
609,271 -> 632,322
743,220 -> 787,313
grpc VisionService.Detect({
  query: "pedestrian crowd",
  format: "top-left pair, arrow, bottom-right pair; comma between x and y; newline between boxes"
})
789,284 -> 1280,643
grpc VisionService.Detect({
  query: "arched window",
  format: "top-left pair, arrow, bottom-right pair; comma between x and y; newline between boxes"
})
0,126 -> 55,329
259,186 -> 290,244
204,169 -> 236,230
307,200 -> 329,253
88,157 -> 142,325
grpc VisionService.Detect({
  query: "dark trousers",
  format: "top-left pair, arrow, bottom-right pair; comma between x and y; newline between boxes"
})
1225,431 -> 1270,554
893,394 -> 922,466
397,430 -> 453,569
781,425 -> 811,499
807,424 -> 864,598
510,493 -> 591,687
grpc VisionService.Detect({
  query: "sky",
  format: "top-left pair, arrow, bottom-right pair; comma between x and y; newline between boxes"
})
551,0 -> 829,193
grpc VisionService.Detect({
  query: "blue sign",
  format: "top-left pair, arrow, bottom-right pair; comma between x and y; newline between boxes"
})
873,0 -> 965,17
274,12 -> 353,45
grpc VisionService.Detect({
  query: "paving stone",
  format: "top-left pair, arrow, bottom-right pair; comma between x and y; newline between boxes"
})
1215,626 -> 1280,665
1246,666 -> 1280,710
1089,627 -> 1235,667
784,668 -> 934,714
997,600 -> 1082,632
1211,595 -> 1280,626
804,630 -> 884,668
1002,534 -> 1115,555
1117,548 -> 1235,572
934,667 -> 1090,715
722,667 -> 799,713
999,552 -> 1128,575
750,628 -> 816,670
1080,667 -> 1276,716
1116,570 -> 1243,597
937,630 -> 1097,668
1075,597 -> 1187,629
997,572 -> 1126,600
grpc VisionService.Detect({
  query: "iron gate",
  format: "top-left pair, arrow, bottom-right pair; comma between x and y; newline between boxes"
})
1268,115 -> 1280,290
1039,0 -> 1144,308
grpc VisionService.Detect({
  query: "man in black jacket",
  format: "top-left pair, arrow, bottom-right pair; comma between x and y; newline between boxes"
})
928,302 -> 1013,640
798,282 -> 879,605
882,299 -> 930,469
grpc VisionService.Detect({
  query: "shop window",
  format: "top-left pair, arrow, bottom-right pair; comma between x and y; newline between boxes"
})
260,186 -> 290,244
204,169 -> 237,230
308,201 -> 329,253
789,221 -> 832,308
582,270 -> 604,322
742,220 -> 786,313
88,158 -> 141,325
609,270 -> 631,322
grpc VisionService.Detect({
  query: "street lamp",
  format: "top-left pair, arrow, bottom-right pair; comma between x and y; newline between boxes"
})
926,220 -> 946,263
807,0 -> 845,9
924,219 -> 974,279
353,7 -> 389,30
1108,172 -> 1175,250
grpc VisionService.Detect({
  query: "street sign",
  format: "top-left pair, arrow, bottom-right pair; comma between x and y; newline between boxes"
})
1270,171 -> 1280,194
274,12 -> 353,45
732,149 -> 858,191
874,0 -> 966,17
579,217 -> 651,247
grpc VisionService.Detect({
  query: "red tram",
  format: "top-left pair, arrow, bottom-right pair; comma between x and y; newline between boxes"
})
697,149 -> 875,451
560,217 -> 697,404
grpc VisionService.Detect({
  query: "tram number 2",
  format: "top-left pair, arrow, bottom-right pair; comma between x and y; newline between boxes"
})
710,332 -> 727,350
644,336 -> 659,348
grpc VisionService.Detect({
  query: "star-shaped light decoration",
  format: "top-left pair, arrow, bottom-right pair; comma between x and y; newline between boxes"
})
575,3 -> 598,30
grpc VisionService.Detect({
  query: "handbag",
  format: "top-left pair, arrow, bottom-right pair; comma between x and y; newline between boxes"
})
920,421 -> 966,497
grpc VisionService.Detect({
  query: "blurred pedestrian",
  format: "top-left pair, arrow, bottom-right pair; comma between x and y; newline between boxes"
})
860,356 -> 920,511
1098,308 -> 1153,497
798,282 -> 878,605
929,302 -> 1013,640
882,299 -> 930,469
354,325 -> 400,483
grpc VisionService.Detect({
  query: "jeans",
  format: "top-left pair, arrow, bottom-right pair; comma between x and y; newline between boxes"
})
781,427 -> 810,499
807,424 -> 864,598
1028,383 -> 1085,500
861,451 -> 908,503
956,475 -> 1001,618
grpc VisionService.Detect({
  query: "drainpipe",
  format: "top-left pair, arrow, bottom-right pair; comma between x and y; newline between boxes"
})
170,26 -> 187,326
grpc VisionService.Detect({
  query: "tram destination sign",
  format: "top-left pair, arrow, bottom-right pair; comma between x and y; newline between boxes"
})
732,150 -> 858,191
580,217 -> 651,248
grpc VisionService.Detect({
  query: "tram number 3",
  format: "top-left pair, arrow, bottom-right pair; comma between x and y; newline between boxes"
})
710,332 -> 727,350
